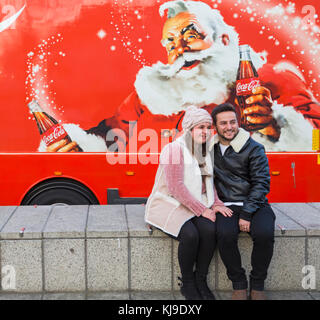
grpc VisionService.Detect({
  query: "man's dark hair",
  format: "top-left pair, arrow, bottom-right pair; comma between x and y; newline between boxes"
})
211,103 -> 237,125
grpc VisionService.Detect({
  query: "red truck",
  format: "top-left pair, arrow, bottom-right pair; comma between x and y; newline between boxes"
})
0,0 -> 319,206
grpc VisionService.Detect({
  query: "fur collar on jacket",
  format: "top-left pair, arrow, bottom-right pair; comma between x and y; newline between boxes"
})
209,127 -> 250,153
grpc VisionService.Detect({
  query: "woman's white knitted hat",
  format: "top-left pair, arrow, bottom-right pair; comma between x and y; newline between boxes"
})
181,106 -> 213,131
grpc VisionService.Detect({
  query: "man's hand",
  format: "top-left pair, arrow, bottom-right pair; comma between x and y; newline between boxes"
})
212,205 -> 233,217
235,86 -> 280,141
202,208 -> 216,223
46,138 -> 80,152
239,218 -> 251,232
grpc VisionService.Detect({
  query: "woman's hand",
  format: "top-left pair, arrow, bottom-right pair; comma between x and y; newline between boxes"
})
202,208 -> 216,223
212,205 -> 233,217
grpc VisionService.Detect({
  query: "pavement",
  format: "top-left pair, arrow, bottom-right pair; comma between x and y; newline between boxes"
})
0,290 -> 319,300
0,204 -> 319,296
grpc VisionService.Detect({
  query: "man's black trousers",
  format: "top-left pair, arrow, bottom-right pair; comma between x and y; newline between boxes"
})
216,204 -> 275,291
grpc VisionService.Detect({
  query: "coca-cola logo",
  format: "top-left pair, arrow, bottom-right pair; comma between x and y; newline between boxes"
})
43,125 -> 67,146
236,78 -> 260,96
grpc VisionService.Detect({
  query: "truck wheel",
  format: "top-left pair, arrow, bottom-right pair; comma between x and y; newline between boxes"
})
21,178 -> 99,205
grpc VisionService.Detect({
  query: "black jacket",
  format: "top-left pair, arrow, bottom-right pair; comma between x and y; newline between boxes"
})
211,129 -> 270,221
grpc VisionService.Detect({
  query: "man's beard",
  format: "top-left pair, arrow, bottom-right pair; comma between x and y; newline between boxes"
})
134,41 -> 240,116
216,127 -> 239,143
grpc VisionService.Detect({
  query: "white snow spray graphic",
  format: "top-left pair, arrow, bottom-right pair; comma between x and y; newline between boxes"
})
210,0 -> 320,98
25,33 -> 66,122
108,0 -> 151,66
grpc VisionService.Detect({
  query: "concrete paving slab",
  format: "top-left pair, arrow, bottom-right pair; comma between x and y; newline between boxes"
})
131,291 -> 174,300
266,237 -> 306,290
126,205 -> 165,237
87,238 -> 128,291
307,237 -> 320,290
173,291 -> 185,300
0,206 -> 17,231
44,238 -> 85,292
309,291 -> 320,300
87,291 -> 130,300
272,206 -> 306,236
42,292 -> 85,300
1,240 -> 43,292
216,290 -> 312,300
173,290 -> 221,300
0,293 -> 42,300
0,206 -> 52,239
130,238 -> 172,291
43,205 -> 88,238
272,203 -> 320,236
0,290 -> 316,300
86,205 -> 127,238
308,203 -> 320,210
172,240 -> 180,292
266,291 -> 313,300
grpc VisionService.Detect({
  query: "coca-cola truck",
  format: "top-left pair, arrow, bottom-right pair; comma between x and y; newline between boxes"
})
0,0 -> 319,206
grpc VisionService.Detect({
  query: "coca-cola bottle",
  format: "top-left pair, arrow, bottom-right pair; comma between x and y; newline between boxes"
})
236,44 -> 262,131
28,100 -> 81,152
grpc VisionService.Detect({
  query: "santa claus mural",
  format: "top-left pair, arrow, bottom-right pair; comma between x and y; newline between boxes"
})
39,0 -> 320,152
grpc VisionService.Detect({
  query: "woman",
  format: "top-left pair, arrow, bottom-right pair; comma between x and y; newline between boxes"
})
145,106 -> 232,300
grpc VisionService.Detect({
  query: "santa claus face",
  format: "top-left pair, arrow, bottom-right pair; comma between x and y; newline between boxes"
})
162,11 -> 230,69
162,12 -> 213,68
135,9 -> 247,116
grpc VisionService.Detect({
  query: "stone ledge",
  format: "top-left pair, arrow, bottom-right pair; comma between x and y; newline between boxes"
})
1,203 -> 317,240
0,203 -> 319,293
272,203 -> 320,236
0,290 -> 318,300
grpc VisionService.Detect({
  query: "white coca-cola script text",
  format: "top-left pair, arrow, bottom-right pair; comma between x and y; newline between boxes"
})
236,79 -> 260,95
43,125 -> 67,146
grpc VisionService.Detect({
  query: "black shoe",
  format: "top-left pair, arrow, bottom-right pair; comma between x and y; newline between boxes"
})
178,276 -> 202,300
194,272 -> 216,300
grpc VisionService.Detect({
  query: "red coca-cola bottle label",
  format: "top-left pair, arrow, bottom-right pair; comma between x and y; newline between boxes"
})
236,77 -> 260,96
42,124 -> 68,146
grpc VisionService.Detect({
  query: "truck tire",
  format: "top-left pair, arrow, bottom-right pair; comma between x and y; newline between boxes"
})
21,178 -> 99,205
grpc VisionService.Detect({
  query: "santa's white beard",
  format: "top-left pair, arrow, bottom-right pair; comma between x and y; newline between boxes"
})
135,43 -> 264,116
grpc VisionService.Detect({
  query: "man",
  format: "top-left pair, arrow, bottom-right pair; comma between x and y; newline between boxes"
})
40,0 -> 319,152
210,103 -> 275,300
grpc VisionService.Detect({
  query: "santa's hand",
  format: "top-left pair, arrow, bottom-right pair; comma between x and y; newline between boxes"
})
243,86 -> 273,125
46,139 -> 80,152
236,86 -> 280,141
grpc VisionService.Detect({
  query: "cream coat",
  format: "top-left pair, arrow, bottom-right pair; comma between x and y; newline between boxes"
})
145,134 -> 215,237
